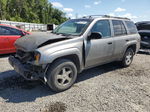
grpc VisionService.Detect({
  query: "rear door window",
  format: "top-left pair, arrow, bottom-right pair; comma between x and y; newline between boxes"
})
0,26 -> 12,35
0,26 -> 22,35
125,21 -> 138,34
112,20 -> 127,36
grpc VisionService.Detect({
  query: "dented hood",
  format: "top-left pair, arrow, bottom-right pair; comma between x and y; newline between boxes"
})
15,33 -> 70,51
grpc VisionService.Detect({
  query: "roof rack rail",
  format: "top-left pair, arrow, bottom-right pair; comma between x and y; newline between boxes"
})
82,15 -> 130,20
82,15 -> 104,18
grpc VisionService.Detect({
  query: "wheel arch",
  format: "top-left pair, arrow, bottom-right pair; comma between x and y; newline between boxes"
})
42,48 -> 82,74
50,54 -> 81,73
126,44 -> 136,54
120,43 -> 137,61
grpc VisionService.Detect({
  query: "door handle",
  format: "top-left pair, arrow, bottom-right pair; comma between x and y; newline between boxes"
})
126,40 -> 129,42
108,42 -> 112,45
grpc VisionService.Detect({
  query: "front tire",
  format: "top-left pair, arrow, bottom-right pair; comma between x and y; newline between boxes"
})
46,59 -> 77,92
121,48 -> 134,67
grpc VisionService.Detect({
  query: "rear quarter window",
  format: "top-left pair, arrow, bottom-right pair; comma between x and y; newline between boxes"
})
125,21 -> 138,34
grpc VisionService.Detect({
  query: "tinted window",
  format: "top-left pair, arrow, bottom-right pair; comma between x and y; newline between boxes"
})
9,27 -> 23,35
0,26 -> 22,35
125,21 -> 137,34
112,20 -> 127,36
0,26 -> 12,35
91,20 -> 111,38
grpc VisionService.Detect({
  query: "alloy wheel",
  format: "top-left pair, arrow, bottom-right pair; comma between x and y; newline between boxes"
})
56,67 -> 73,86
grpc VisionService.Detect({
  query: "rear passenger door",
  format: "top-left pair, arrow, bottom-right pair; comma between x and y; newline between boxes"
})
111,20 -> 128,59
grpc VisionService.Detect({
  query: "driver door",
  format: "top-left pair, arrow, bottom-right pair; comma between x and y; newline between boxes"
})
85,20 -> 114,68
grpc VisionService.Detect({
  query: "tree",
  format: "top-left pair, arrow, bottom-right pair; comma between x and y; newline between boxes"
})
0,0 -> 68,24
0,0 -> 7,20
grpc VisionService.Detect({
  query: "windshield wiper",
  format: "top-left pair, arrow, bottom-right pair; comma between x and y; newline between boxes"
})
52,31 -> 77,36
60,33 -> 72,36
53,32 -> 72,36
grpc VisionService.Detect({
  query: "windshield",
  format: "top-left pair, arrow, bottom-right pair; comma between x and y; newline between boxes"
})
53,19 -> 92,36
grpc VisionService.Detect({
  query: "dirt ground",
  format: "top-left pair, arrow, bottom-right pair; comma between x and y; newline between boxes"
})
0,52 -> 149,112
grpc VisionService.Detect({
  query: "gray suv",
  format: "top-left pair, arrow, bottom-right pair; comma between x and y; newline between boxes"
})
9,15 -> 140,92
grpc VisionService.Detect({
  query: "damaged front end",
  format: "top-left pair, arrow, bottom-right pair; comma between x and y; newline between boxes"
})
9,33 -> 71,81
9,50 -> 46,80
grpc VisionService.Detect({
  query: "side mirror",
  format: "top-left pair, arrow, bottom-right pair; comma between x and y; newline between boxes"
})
21,31 -> 29,36
21,31 -> 26,36
88,32 -> 102,40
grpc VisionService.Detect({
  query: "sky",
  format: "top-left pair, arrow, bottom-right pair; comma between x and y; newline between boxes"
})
49,0 -> 150,22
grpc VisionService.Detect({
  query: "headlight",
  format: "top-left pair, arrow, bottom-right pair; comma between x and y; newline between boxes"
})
34,52 -> 41,64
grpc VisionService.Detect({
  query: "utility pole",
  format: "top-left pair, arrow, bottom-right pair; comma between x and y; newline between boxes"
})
13,9 -> 16,17
43,7 -> 46,24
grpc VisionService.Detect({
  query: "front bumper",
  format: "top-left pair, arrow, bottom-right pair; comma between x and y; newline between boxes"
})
9,56 -> 39,80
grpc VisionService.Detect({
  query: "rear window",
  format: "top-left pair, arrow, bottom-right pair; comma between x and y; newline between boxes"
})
125,21 -> 138,34
112,20 -> 127,36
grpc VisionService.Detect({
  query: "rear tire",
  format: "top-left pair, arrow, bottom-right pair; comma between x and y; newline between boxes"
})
46,59 -> 77,92
120,48 -> 134,67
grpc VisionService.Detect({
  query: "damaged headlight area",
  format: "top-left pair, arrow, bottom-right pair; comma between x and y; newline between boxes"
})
15,50 -> 42,64
34,51 -> 41,64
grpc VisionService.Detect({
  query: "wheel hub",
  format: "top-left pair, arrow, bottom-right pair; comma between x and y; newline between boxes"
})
56,67 -> 73,86
125,51 -> 132,65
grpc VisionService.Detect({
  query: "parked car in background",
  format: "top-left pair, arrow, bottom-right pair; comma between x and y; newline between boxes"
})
0,24 -> 30,54
9,15 -> 140,92
135,21 -> 150,49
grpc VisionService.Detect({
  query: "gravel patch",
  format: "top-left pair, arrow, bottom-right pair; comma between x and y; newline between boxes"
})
0,53 -> 149,112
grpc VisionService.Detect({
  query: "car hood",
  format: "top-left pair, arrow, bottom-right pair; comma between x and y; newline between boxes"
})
15,33 -> 71,51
